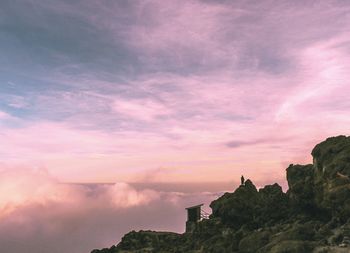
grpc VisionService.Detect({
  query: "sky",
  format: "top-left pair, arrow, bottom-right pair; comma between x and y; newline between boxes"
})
0,0 -> 350,252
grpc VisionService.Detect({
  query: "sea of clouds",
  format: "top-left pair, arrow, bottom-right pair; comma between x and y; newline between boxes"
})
0,167 -> 219,253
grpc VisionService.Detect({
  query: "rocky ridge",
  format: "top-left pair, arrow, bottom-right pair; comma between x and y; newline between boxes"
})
91,135 -> 350,253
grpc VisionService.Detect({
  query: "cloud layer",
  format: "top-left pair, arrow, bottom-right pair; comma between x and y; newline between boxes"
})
0,167 -> 218,253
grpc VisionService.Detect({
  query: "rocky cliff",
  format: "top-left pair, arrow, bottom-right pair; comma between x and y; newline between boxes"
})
91,136 -> 350,253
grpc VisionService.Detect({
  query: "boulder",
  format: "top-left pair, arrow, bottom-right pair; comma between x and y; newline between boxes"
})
311,136 -> 350,220
210,179 -> 259,228
286,164 -> 315,213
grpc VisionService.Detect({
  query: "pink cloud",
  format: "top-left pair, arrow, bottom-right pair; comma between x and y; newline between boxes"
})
275,34 -> 350,122
0,167 -> 160,219
0,167 -> 76,218
126,0 -> 240,65
0,110 -> 16,120
0,166 -> 218,253
108,182 -> 159,208
112,98 -> 171,121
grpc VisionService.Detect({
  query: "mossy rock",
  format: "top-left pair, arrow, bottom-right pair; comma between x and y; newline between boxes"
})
269,240 -> 315,253
238,230 -> 271,253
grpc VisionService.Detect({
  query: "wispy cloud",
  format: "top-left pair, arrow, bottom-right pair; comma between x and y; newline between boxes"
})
112,98 -> 172,121
0,110 -> 13,120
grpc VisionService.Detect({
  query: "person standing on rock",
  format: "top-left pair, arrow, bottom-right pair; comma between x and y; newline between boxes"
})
241,175 -> 245,185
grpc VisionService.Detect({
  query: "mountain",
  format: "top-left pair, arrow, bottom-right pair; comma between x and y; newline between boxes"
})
91,135 -> 350,253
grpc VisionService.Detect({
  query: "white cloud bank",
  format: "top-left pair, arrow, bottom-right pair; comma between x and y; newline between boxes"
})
0,167 -> 217,253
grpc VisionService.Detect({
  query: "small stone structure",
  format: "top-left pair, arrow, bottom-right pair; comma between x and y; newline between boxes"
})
185,204 -> 204,233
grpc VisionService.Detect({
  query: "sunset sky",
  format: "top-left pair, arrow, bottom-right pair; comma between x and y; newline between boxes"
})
1,0 -> 350,184
1,1 -> 350,252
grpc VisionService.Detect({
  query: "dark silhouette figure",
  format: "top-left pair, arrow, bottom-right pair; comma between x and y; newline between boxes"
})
241,175 -> 245,185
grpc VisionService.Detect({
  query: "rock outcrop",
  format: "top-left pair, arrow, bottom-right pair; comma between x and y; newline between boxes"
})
91,135 -> 350,253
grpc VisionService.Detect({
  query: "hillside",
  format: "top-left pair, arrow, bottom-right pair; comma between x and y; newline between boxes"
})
91,135 -> 350,253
